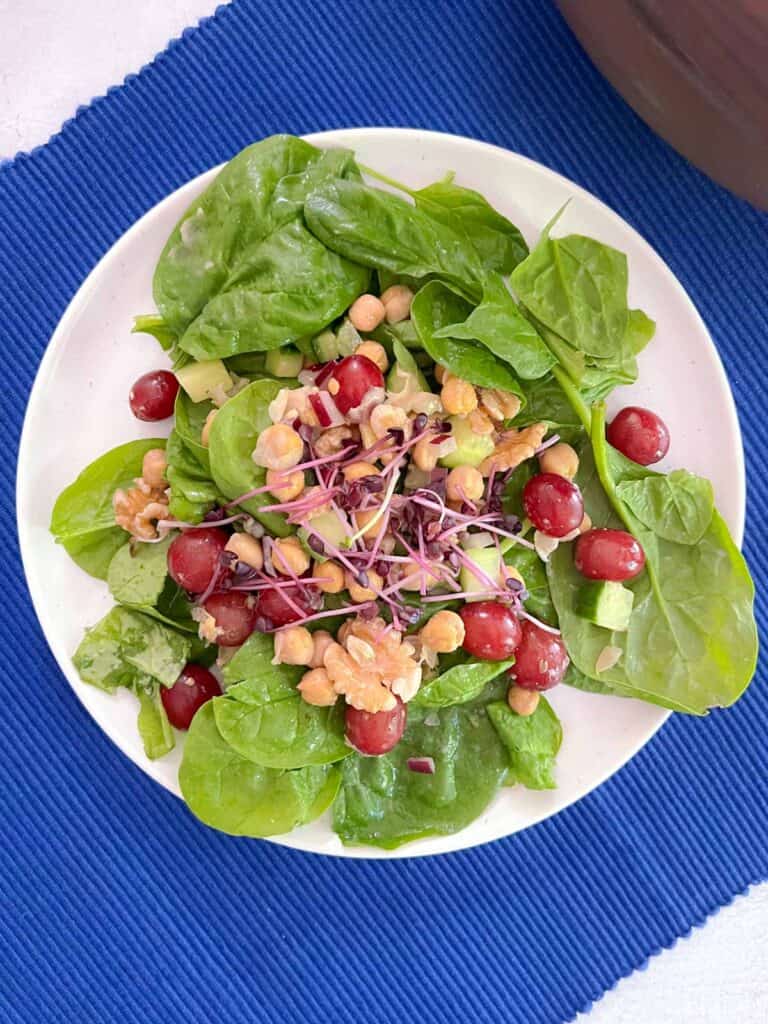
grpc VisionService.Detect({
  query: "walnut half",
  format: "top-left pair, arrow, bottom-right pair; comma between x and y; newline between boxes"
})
479,422 -> 548,475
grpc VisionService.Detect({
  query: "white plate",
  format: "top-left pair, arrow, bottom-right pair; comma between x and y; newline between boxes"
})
17,128 -> 745,858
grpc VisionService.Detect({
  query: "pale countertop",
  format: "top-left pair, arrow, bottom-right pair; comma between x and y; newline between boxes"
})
2,2 -> 766,1021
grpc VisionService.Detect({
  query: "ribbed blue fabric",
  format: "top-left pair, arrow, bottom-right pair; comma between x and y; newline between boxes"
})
3,2 -> 766,1021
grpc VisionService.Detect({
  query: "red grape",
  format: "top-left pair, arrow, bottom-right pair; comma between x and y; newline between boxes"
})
161,663 -> 221,730
329,355 -> 384,413
607,406 -> 670,466
509,621 -> 569,691
574,529 -> 645,581
203,591 -> 258,646
129,370 -> 179,421
345,699 -> 407,755
254,584 -> 316,628
167,528 -> 229,594
523,473 -> 584,537
460,601 -> 522,660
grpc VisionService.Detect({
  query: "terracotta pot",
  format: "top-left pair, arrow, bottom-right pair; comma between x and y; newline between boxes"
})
557,0 -> 768,209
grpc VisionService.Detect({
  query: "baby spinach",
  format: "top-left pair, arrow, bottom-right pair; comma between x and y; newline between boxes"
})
214,686 -> 350,769
548,420 -> 757,713
305,179 -> 484,298
616,469 -> 714,545
434,273 -> 555,380
414,657 -> 513,707
208,378 -> 292,536
514,375 -> 585,443
154,136 -> 358,333
504,545 -> 558,626
137,686 -> 175,760
410,178 -> 528,274
165,430 -> 220,523
178,219 -> 370,361
107,535 -> 172,607
132,313 -> 177,353
222,631 -> 295,688
411,281 -> 524,398
333,700 -> 508,848
74,606 -> 191,692
179,703 -> 339,838
487,697 -> 562,789
174,390 -> 214,471
511,230 -> 629,360
50,438 -> 165,579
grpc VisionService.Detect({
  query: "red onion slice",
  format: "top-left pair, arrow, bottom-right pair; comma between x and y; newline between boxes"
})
407,756 -> 436,774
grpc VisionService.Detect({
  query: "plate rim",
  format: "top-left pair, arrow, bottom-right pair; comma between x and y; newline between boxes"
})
16,126 -> 746,858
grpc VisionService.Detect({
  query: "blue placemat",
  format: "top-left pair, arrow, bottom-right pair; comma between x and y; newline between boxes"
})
3,2 -> 766,1021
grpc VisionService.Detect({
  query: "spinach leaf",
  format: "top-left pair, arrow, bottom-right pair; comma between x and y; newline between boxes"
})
132,314 -> 177,353
487,697 -> 562,789
214,685 -> 350,769
548,427 -> 757,713
625,308 -> 656,355
50,438 -> 165,579
179,703 -> 339,837
154,136 -> 358,333
511,231 -> 629,360
222,631 -> 296,688
73,606 -> 191,692
414,657 -> 513,707
371,318 -> 422,351
165,430 -> 220,523
305,179 -> 484,298
174,390 -> 214,471
514,374 -> 585,443
208,378 -> 292,536
333,700 -> 508,848
435,273 -> 555,380
107,535 -> 172,607
410,179 -> 528,274
411,281 -> 524,398
504,545 -> 558,626
137,686 -> 175,760
616,469 -> 714,545
178,219 -> 370,360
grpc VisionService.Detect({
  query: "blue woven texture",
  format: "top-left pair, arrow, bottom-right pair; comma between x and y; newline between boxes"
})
3,1 -> 766,1021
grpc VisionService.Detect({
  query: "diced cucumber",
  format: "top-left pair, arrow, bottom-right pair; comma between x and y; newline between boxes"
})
440,415 -> 495,469
313,330 -> 339,363
459,546 -> 501,599
574,580 -> 634,632
175,359 -> 233,403
335,319 -> 362,356
297,510 -> 347,555
265,347 -> 303,378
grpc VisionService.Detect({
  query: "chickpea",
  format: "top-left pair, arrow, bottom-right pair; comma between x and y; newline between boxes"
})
468,409 -> 495,436
273,626 -> 314,666
379,533 -> 396,555
225,532 -> 264,571
441,377 -> 477,416
369,403 -> 408,440
412,434 -> 440,472
266,467 -> 305,501
200,409 -> 218,447
507,685 -> 540,717
141,448 -> 167,489
252,423 -> 303,471
272,536 -> 310,576
380,284 -> 414,324
343,461 -> 379,482
349,294 -> 386,332
309,630 -> 335,669
445,465 -> 484,503
420,610 -> 465,653
579,512 -> 592,535
539,442 -> 579,480
352,506 -> 383,542
434,364 -> 447,384
345,568 -> 384,602
355,340 -> 389,372
298,667 -> 338,707
314,560 -> 345,594
399,561 -> 440,592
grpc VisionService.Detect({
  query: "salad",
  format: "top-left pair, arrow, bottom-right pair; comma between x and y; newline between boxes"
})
50,134 -> 758,849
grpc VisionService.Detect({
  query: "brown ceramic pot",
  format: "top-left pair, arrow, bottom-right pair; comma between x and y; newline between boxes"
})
557,0 -> 768,209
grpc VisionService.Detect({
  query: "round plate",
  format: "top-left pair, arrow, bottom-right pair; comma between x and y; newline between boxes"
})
17,128 -> 745,858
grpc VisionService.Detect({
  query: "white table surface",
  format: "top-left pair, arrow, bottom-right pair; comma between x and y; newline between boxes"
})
3,2 -> 766,1021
